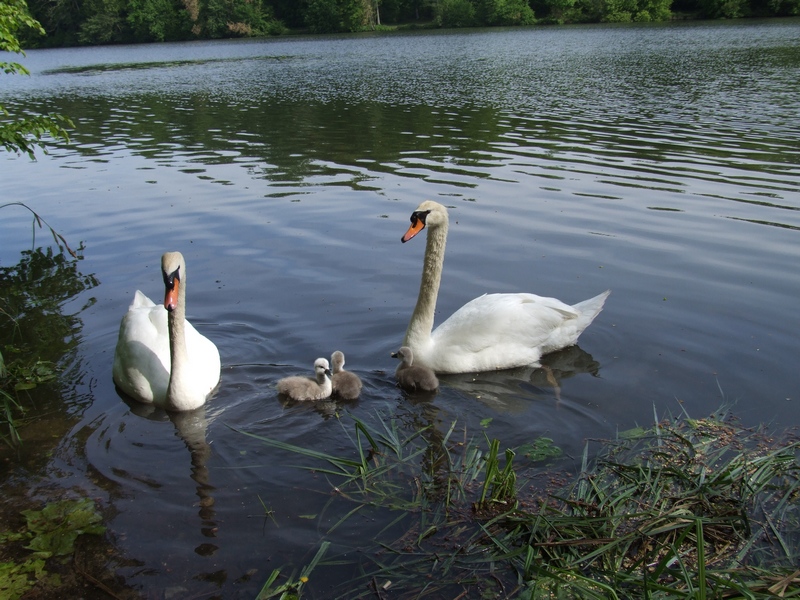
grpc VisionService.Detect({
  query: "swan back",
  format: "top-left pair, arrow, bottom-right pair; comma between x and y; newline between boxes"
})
277,358 -> 332,402
331,351 -> 362,400
392,346 -> 439,392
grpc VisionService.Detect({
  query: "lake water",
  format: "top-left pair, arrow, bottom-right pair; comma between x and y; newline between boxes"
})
1,20 -> 799,598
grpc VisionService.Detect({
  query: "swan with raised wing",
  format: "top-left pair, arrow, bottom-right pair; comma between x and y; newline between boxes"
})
401,200 -> 610,374
113,251 -> 221,411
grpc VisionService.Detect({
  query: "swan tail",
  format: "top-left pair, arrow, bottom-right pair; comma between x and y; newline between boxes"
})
572,290 -> 611,333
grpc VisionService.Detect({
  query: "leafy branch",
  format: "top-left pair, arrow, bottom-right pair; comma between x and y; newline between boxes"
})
1,0 -> 73,159
0,202 -> 79,259
0,110 -> 74,160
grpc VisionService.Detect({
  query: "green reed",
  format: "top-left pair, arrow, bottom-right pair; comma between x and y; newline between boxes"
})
240,408 -> 800,599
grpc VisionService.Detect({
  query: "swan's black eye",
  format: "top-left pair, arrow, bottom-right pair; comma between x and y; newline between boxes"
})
164,266 -> 180,288
410,210 -> 431,225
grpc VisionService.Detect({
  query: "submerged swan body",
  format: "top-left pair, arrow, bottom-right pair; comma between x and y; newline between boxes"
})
392,346 -> 439,392
401,200 -> 610,374
277,358 -> 332,402
112,252 -> 221,411
331,351 -> 362,400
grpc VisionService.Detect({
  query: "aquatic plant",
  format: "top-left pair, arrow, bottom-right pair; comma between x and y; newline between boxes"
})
0,498 -> 106,598
241,408 -> 800,598
256,541 -> 330,600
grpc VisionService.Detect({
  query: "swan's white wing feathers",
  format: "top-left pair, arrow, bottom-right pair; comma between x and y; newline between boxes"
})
113,291 -> 220,407
113,292 -> 170,403
180,317 -> 220,369
131,289 -> 156,309
427,293 -> 590,373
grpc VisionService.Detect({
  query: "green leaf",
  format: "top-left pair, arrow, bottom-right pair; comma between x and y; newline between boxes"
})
21,498 -> 105,557
519,437 -> 563,462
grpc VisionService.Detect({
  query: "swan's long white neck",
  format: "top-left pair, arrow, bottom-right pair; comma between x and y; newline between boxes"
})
404,216 -> 447,349
166,265 -> 192,411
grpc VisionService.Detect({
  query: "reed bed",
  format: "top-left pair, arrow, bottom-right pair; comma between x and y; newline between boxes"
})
243,408 -> 800,599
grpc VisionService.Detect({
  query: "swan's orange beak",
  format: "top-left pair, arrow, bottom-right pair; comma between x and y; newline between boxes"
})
164,278 -> 179,312
402,218 -> 425,243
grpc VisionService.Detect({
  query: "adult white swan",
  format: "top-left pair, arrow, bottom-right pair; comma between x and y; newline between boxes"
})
112,252 -> 221,411
401,200 -> 610,374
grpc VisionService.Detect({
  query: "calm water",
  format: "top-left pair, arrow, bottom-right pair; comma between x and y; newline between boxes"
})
2,20 -> 800,598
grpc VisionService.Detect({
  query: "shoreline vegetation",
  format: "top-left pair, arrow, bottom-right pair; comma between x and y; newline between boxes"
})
248,408 -> 799,599
17,0 -> 800,50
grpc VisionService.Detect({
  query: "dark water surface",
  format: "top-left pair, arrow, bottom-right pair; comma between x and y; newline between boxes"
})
2,20 -> 799,597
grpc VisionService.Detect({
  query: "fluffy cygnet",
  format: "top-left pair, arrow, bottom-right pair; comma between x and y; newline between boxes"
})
331,350 -> 362,401
391,346 -> 439,393
276,358 -> 332,401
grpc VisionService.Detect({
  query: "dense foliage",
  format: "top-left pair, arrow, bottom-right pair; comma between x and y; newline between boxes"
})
13,0 -> 800,46
1,0 -> 72,157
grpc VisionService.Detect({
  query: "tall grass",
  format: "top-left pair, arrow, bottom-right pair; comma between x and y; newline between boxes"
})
241,409 -> 800,599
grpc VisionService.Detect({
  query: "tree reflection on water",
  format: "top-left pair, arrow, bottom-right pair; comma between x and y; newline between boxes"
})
0,246 -> 98,452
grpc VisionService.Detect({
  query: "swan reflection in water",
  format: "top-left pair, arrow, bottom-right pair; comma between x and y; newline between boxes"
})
390,344 -> 602,499
121,396 -> 218,545
276,391 -> 360,420
438,344 -> 601,409
270,345 -> 600,417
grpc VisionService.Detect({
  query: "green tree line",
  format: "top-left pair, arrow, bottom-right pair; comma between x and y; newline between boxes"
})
12,0 -> 800,48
